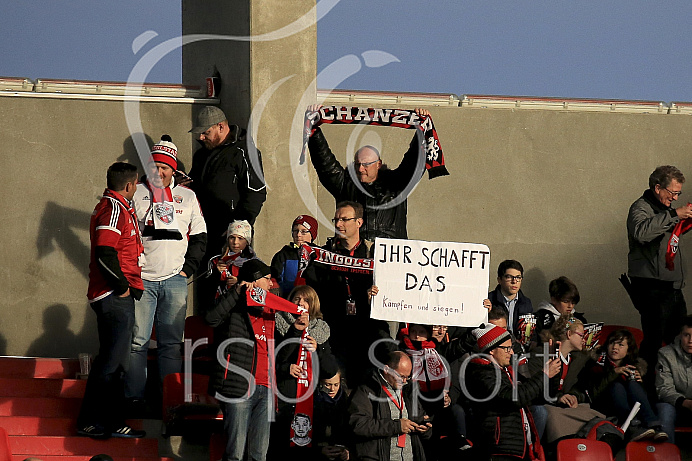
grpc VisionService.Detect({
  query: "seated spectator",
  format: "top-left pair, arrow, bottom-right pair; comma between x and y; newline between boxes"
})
313,356 -> 351,460
580,329 -> 666,441
488,259 -> 533,334
534,276 -> 586,340
465,324 -> 560,460
271,215 -> 319,298
348,351 -> 432,461
271,285 -> 333,457
527,315 -> 601,449
656,315 -> 692,443
211,220 -> 258,299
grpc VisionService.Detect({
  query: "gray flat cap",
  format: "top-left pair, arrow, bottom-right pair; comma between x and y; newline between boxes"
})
190,106 -> 227,134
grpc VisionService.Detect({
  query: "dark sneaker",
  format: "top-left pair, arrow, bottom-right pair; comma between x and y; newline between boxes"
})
629,427 -> 655,441
111,426 -> 146,438
77,424 -> 108,439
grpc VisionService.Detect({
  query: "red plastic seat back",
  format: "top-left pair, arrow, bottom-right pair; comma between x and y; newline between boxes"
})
185,315 -> 214,350
625,441 -> 680,461
599,325 -> 644,348
0,427 -> 11,461
556,439 -> 613,461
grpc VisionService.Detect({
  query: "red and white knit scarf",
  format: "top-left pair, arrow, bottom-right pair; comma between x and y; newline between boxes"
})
666,210 -> 692,270
301,106 -> 449,179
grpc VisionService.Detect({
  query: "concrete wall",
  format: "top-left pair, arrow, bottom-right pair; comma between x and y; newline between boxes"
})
314,103 -> 692,327
0,94 -> 200,357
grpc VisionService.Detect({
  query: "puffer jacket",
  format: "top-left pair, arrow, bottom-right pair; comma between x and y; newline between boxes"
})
627,189 -> 683,287
465,359 -> 545,459
204,288 -> 271,399
656,334 -> 692,408
308,127 -> 425,240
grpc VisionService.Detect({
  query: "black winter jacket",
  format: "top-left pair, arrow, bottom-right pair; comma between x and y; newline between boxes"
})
189,126 -> 266,251
348,370 -> 430,461
308,127 -> 425,241
204,288 -> 266,399
465,360 -> 545,459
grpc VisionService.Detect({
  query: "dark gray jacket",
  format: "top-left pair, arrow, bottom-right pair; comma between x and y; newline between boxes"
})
627,189 -> 683,287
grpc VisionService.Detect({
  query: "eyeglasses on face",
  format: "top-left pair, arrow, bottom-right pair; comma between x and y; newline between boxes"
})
496,345 -> 513,353
354,159 -> 379,169
503,275 -> 523,282
291,229 -> 311,235
572,331 -> 585,338
432,325 -> 448,331
663,187 -> 682,198
332,217 -> 357,224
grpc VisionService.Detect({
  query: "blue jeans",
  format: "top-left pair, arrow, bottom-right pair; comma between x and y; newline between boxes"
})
220,385 -> 271,461
125,275 -> 188,399
530,405 -> 547,440
657,402 -> 677,443
78,293 -> 135,430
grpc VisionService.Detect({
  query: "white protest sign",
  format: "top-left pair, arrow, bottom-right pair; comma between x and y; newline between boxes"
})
371,238 -> 489,327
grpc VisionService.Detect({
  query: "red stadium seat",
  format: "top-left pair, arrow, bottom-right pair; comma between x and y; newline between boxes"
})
556,438 -> 613,461
599,325 -> 644,348
625,441 -> 681,461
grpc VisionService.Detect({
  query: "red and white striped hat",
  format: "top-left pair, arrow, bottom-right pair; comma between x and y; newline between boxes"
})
473,324 -> 511,352
151,135 -> 178,170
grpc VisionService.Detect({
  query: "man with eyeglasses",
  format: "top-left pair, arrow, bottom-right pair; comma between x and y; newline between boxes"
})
307,104 -> 431,241
303,201 -> 387,382
627,165 -> 692,389
348,351 -> 432,461
466,324 -> 561,460
488,260 -> 534,334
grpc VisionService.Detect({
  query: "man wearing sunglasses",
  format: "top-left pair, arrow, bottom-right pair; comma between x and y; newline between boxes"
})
307,104 -> 430,241
627,165 -> 692,390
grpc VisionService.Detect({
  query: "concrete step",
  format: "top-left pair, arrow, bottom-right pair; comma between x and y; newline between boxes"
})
12,457 -> 174,461
8,435 -> 159,457
0,378 -> 86,398
0,357 -> 79,379
0,397 -> 81,417
0,416 -> 143,436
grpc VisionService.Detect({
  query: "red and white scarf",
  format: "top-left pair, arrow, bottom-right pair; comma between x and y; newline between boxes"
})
301,106 -> 449,179
295,243 -> 374,286
666,210 -> 692,270
290,327 -> 314,447
141,179 -> 182,240
401,335 -> 448,392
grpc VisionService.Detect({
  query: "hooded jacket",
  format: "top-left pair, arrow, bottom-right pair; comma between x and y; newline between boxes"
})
656,334 -> 692,409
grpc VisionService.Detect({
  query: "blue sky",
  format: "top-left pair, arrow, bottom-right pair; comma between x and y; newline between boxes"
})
2,1 -> 692,102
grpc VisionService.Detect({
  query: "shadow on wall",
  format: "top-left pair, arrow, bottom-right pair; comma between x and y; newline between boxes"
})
522,267 -> 547,307
36,202 -> 91,279
26,304 -> 81,358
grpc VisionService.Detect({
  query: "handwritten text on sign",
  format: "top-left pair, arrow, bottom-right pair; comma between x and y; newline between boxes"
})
371,238 -> 490,327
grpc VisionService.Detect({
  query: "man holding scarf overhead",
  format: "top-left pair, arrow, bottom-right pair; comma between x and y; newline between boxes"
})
305,105 -> 447,241
125,135 -> 207,407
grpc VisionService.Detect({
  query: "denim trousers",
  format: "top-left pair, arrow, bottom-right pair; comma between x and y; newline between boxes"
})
220,385 -> 272,461
602,379 -> 659,427
125,274 -> 188,399
77,292 -> 134,430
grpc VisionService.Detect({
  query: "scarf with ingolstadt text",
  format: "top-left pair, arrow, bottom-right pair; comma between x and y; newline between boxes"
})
141,178 -> 182,240
294,243 -> 374,286
301,106 -> 449,179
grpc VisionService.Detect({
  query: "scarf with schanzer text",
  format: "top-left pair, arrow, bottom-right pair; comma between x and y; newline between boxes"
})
141,178 -> 182,240
666,212 -> 692,270
301,106 -> 449,179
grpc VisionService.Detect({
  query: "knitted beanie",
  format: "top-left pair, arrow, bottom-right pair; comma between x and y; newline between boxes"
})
472,324 -> 511,353
226,220 -> 252,244
150,135 -> 178,170
292,215 -> 318,241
